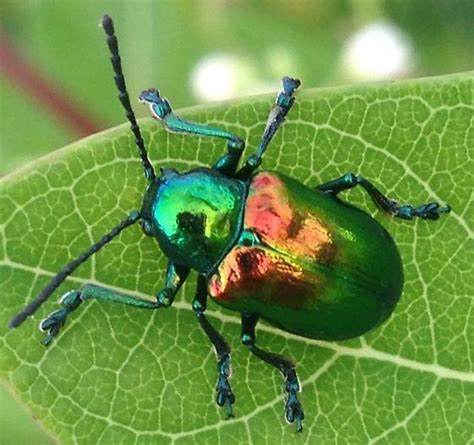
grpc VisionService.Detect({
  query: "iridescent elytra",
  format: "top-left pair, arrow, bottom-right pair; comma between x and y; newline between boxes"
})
9,15 -> 451,432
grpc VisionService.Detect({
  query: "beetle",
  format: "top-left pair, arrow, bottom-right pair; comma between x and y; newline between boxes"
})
9,15 -> 451,432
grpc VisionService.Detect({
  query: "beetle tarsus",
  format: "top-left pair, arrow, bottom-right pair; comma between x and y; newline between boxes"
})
284,369 -> 304,432
278,76 -> 300,109
39,290 -> 82,346
396,202 -> 451,220
216,354 -> 235,418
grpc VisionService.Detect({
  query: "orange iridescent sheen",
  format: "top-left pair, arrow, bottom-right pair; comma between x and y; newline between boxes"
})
208,245 -> 322,310
244,172 -> 335,263
208,171 -> 403,340
209,172 -> 335,314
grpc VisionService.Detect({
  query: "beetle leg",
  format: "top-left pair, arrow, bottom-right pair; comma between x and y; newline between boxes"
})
241,313 -> 304,432
318,173 -> 451,221
39,262 -> 189,346
139,88 -> 245,176
192,275 -> 235,418
40,286 -> 159,345
236,76 -> 300,180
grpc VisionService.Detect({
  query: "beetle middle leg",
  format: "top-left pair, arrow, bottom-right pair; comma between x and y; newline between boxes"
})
192,275 -> 235,417
237,76 -> 300,180
40,262 -> 189,345
241,313 -> 304,432
318,173 -> 451,220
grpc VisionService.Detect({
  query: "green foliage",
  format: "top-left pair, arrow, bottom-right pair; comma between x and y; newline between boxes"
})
0,73 -> 473,444
2,0 -> 474,174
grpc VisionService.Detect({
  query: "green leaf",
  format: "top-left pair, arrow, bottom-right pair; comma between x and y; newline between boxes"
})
1,72 -> 473,444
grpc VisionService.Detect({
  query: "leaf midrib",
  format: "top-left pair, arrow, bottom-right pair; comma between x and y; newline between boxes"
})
2,257 -> 472,383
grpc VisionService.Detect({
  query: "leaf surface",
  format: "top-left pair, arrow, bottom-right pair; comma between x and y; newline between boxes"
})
1,73 -> 473,444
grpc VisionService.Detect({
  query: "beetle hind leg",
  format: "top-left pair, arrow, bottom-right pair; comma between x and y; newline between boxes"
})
241,313 -> 304,432
193,276 -> 235,417
318,173 -> 451,221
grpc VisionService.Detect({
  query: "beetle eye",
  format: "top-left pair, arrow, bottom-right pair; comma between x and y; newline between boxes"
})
141,220 -> 154,236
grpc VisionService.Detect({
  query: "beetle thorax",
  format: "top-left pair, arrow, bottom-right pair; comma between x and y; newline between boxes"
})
142,169 -> 246,274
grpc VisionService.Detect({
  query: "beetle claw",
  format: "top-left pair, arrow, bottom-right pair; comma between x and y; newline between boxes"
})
216,373 -> 235,418
284,370 -> 304,432
40,310 -> 67,346
415,201 -> 451,220
38,290 -> 82,346
216,354 -> 235,418
285,391 -> 304,432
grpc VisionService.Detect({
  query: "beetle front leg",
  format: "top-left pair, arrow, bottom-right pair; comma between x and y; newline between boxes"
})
139,89 -> 245,176
40,262 -> 189,346
192,275 -> 235,417
241,313 -> 304,432
40,285 -> 162,346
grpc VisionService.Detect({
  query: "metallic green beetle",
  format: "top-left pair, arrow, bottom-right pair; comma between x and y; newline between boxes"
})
9,15 -> 451,432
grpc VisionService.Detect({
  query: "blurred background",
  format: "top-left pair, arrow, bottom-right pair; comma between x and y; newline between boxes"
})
1,0 -> 473,175
0,0 -> 472,443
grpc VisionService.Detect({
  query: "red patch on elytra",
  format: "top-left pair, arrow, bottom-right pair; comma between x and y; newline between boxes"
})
208,245 -> 319,309
245,172 -> 292,240
245,172 -> 335,262
251,172 -> 281,189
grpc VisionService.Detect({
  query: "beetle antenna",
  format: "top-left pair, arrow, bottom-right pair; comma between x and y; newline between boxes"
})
8,211 -> 141,329
101,15 -> 156,182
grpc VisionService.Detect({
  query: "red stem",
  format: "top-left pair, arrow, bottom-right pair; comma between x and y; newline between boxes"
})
0,31 -> 105,137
